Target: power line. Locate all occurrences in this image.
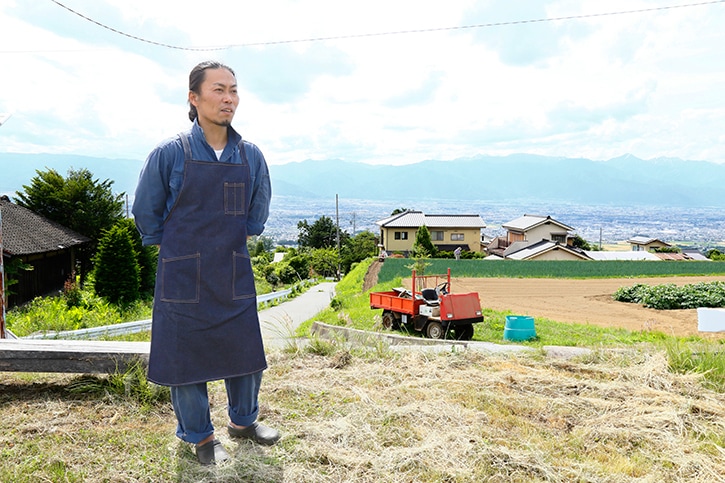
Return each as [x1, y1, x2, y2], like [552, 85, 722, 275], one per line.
[48, 0, 725, 52]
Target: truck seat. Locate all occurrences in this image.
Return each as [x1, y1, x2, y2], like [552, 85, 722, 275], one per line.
[420, 288, 440, 305]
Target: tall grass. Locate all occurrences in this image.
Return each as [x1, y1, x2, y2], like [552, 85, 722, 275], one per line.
[66, 362, 170, 407]
[6, 295, 151, 337]
[6, 279, 288, 337]
[666, 339, 725, 392]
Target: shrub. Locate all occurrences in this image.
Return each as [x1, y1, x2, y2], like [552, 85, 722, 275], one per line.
[114, 218, 157, 296]
[62, 272, 83, 309]
[614, 281, 725, 310]
[613, 283, 650, 303]
[93, 223, 140, 306]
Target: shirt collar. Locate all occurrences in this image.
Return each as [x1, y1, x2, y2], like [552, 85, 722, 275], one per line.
[191, 119, 242, 149]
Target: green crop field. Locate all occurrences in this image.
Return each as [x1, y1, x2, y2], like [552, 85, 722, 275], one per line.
[377, 257, 725, 283]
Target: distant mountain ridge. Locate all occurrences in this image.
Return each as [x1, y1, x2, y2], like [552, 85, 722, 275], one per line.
[1, 152, 723, 208]
[268, 154, 725, 207]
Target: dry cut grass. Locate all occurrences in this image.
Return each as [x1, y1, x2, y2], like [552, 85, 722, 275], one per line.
[2, 345, 725, 482]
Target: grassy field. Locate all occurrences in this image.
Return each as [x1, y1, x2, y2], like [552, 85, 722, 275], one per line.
[304, 258, 722, 348]
[2, 341, 725, 482]
[3, 258, 725, 481]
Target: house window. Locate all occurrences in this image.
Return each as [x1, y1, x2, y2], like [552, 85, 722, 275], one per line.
[508, 232, 525, 243]
[431, 231, 444, 241]
[451, 233, 464, 241]
[394, 231, 408, 240]
[551, 234, 566, 243]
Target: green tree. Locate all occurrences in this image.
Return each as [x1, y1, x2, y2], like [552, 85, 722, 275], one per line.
[412, 225, 436, 257]
[15, 167, 124, 244]
[117, 218, 157, 296]
[93, 223, 140, 305]
[272, 261, 298, 285]
[15, 167, 125, 281]
[297, 216, 349, 249]
[249, 235, 274, 257]
[571, 234, 593, 251]
[340, 230, 378, 273]
[391, 208, 409, 216]
[285, 250, 311, 281]
[309, 247, 339, 278]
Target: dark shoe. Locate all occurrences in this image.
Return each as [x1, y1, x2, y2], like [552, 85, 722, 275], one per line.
[227, 422, 280, 446]
[195, 439, 230, 465]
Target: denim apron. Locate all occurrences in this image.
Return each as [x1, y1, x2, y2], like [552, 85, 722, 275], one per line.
[147, 133, 267, 386]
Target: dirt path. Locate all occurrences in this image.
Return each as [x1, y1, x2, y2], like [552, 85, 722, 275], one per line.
[449, 276, 725, 338]
[363, 260, 383, 292]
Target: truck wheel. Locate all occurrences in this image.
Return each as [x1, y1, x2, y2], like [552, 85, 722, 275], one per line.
[454, 324, 474, 340]
[425, 321, 444, 339]
[381, 311, 400, 330]
[382, 311, 395, 330]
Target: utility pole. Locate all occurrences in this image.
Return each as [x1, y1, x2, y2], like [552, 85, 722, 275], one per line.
[335, 194, 341, 280]
[599, 227, 603, 250]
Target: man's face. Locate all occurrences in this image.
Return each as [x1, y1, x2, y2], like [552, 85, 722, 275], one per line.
[189, 68, 239, 127]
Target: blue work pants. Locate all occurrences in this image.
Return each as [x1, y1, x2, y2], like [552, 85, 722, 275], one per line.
[170, 370, 263, 444]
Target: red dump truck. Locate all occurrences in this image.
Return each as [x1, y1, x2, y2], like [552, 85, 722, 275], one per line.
[369, 268, 483, 340]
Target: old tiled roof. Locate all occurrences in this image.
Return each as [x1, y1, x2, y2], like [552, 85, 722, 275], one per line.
[376, 210, 486, 229]
[0, 198, 89, 256]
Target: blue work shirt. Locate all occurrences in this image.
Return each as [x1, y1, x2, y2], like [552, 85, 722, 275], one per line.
[132, 120, 271, 246]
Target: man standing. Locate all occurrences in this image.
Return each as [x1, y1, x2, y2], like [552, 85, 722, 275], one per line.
[133, 61, 278, 465]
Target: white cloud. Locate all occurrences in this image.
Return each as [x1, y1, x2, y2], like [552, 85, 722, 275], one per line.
[1, 0, 724, 164]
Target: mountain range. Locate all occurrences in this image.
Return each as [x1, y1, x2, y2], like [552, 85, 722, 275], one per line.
[1, 152, 724, 208]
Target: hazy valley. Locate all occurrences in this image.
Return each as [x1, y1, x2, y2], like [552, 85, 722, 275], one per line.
[1, 152, 724, 248]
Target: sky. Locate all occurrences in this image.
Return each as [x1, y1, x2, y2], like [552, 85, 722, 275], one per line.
[1, 0, 724, 166]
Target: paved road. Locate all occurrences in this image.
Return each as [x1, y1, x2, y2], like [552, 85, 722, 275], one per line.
[259, 281, 337, 349]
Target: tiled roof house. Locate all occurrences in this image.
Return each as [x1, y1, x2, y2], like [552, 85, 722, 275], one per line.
[486, 214, 576, 258]
[1, 196, 89, 307]
[376, 210, 486, 255]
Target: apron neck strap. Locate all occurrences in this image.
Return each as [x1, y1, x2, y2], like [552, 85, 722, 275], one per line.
[179, 132, 248, 165]
[179, 133, 193, 162]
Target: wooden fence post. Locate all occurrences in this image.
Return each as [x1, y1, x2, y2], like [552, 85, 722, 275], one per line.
[1, 207, 6, 338]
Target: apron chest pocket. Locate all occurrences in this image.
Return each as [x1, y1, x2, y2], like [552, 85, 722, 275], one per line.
[160, 253, 201, 303]
[224, 182, 246, 215]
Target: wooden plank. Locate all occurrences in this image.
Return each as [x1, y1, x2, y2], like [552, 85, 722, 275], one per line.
[0, 339, 149, 374]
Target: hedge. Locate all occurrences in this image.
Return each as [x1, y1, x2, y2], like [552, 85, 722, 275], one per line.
[377, 257, 725, 284]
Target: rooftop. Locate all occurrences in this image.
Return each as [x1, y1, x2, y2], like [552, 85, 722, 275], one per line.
[377, 210, 486, 229]
[502, 214, 573, 232]
[1, 197, 89, 256]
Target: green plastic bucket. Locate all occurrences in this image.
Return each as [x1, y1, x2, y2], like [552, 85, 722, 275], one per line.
[503, 315, 536, 341]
